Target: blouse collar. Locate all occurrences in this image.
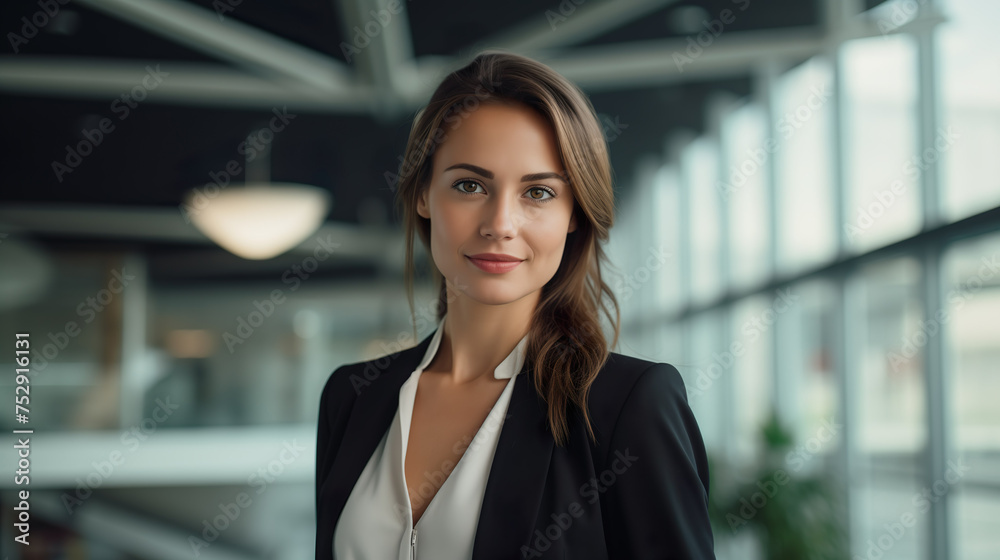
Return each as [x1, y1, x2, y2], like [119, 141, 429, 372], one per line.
[414, 314, 529, 380]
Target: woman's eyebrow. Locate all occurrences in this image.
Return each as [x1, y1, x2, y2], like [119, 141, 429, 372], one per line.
[443, 163, 568, 184]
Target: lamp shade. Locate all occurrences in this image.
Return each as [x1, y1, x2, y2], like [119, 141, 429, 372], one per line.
[184, 184, 331, 260]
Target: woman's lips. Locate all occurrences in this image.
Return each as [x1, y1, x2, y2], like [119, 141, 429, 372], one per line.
[466, 256, 523, 273]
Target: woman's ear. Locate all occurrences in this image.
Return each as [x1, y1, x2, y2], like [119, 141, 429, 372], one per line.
[568, 211, 578, 233]
[416, 187, 430, 219]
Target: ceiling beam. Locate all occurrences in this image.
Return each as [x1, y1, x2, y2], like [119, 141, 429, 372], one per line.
[538, 27, 823, 92]
[535, 13, 900, 93]
[469, 0, 682, 54]
[404, 0, 683, 105]
[0, 11, 906, 111]
[0, 57, 375, 112]
[337, 0, 423, 120]
[0, 204, 400, 267]
[75, 0, 352, 94]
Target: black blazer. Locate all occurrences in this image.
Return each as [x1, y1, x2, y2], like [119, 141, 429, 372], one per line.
[315, 327, 716, 559]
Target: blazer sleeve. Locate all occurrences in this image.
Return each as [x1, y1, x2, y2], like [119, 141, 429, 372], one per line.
[315, 365, 354, 521]
[315, 368, 335, 519]
[601, 363, 716, 559]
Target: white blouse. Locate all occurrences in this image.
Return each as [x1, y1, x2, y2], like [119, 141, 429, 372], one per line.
[333, 315, 529, 560]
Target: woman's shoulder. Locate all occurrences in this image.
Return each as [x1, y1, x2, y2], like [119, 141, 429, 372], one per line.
[584, 352, 690, 433]
[591, 351, 688, 403]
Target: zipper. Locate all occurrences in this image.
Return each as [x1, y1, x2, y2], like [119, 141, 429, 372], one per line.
[410, 528, 417, 558]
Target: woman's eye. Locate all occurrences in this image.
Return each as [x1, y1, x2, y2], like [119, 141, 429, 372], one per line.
[452, 180, 555, 202]
[528, 187, 554, 201]
[454, 180, 484, 194]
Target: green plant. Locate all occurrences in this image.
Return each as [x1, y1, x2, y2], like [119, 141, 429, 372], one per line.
[707, 410, 849, 560]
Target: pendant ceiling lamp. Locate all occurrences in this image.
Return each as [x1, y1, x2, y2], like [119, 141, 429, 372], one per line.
[184, 128, 331, 260]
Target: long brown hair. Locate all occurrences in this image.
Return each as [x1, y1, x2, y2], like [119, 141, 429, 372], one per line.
[393, 50, 620, 447]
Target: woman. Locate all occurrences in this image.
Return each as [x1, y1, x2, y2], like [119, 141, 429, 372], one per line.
[315, 50, 715, 559]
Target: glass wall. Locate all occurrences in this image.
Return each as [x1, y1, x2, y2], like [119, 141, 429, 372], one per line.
[851, 257, 928, 560]
[943, 231, 1000, 559]
[773, 56, 836, 274]
[721, 100, 771, 292]
[841, 35, 920, 253]
[684, 137, 724, 306]
[612, 1, 1000, 558]
[938, 0, 1000, 220]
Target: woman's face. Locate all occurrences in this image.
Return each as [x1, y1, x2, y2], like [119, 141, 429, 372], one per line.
[417, 101, 577, 306]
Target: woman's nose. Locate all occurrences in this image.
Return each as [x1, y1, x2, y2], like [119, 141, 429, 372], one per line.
[480, 192, 523, 239]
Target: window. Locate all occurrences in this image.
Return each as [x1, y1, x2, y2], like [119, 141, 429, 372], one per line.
[729, 294, 774, 460]
[851, 256, 928, 560]
[938, 0, 1000, 220]
[943, 231, 1000, 559]
[841, 35, 921, 252]
[778, 279, 839, 450]
[774, 56, 837, 274]
[654, 164, 685, 313]
[684, 137, 724, 305]
[721, 101, 771, 290]
[684, 310, 726, 451]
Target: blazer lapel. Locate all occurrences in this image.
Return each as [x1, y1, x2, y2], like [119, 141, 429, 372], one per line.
[324, 332, 433, 533]
[471, 361, 555, 559]
[324, 328, 556, 559]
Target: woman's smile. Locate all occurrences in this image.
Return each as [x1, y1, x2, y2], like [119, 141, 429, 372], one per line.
[465, 255, 524, 274]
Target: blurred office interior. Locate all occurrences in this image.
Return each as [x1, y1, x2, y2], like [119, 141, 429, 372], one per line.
[0, 0, 998, 558]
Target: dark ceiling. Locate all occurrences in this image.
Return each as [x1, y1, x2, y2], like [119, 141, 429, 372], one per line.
[0, 0, 883, 284]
